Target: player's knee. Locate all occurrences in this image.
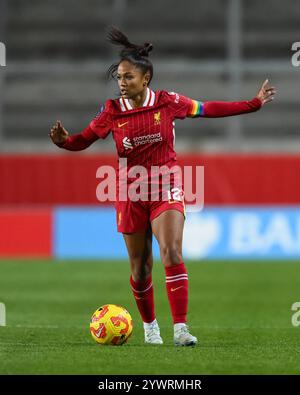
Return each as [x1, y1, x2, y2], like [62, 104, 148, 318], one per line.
[131, 270, 151, 283]
[160, 244, 182, 267]
[131, 257, 152, 282]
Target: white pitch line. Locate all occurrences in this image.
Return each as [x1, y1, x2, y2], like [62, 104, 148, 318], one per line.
[4, 324, 291, 330]
[12, 324, 87, 329]
[15, 324, 59, 329]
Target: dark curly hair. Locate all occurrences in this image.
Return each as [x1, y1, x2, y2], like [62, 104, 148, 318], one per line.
[106, 26, 154, 85]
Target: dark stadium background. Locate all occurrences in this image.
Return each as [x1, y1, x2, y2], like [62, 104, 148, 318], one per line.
[0, 0, 299, 376]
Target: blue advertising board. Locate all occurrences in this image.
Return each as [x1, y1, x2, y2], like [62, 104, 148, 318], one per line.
[54, 206, 300, 260]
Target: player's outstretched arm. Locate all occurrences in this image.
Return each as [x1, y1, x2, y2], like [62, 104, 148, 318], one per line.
[49, 120, 98, 151]
[198, 79, 277, 118]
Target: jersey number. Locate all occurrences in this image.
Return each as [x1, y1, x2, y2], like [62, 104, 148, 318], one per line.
[167, 187, 183, 202]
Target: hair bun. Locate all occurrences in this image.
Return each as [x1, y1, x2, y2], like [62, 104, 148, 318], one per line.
[138, 42, 153, 57]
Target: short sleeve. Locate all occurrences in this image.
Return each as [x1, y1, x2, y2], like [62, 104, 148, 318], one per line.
[167, 91, 204, 119]
[89, 102, 112, 139]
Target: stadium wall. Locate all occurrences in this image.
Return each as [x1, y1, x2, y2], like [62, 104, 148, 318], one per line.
[1, 153, 300, 204]
[1, 154, 300, 260]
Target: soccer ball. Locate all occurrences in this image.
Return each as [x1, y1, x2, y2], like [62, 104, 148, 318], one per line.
[90, 304, 133, 345]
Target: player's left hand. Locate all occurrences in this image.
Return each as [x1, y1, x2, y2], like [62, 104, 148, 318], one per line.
[256, 79, 276, 105]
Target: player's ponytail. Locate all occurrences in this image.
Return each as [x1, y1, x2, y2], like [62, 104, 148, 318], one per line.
[106, 26, 154, 85]
[107, 27, 136, 51]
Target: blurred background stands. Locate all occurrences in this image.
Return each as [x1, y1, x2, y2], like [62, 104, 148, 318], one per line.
[0, 0, 299, 153]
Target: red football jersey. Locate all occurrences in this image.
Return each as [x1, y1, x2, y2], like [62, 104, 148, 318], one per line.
[89, 88, 194, 170]
[58, 88, 261, 201]
[88, 88, 195, 201]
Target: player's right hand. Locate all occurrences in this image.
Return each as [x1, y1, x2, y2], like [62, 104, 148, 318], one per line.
[49, 120, 69, 144]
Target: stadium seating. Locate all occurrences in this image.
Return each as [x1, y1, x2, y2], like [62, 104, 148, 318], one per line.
[2, 0, 299, 149]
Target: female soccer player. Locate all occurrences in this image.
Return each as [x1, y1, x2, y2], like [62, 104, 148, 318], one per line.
[50, 27, 276, 346]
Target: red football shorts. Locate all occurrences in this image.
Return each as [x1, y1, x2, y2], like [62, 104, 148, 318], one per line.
[115, 199, 185, 233]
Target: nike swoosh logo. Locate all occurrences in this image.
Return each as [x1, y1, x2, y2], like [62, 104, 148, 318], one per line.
[118, 122, 129, 128]
[171, 286, 184, 292]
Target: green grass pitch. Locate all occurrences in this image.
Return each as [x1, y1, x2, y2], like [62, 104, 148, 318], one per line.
[0, 260, 299, 375]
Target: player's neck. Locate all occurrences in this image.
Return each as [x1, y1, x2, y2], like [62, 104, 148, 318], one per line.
[129, 87, 148, 109]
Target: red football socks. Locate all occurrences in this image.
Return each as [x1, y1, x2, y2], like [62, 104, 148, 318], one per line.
[130, 275, 156, 324]
[165, 262, 188, 324]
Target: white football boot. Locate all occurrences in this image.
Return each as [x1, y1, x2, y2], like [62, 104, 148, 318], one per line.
[174, 323, 198, 346]
[144, 319, 163, 345]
